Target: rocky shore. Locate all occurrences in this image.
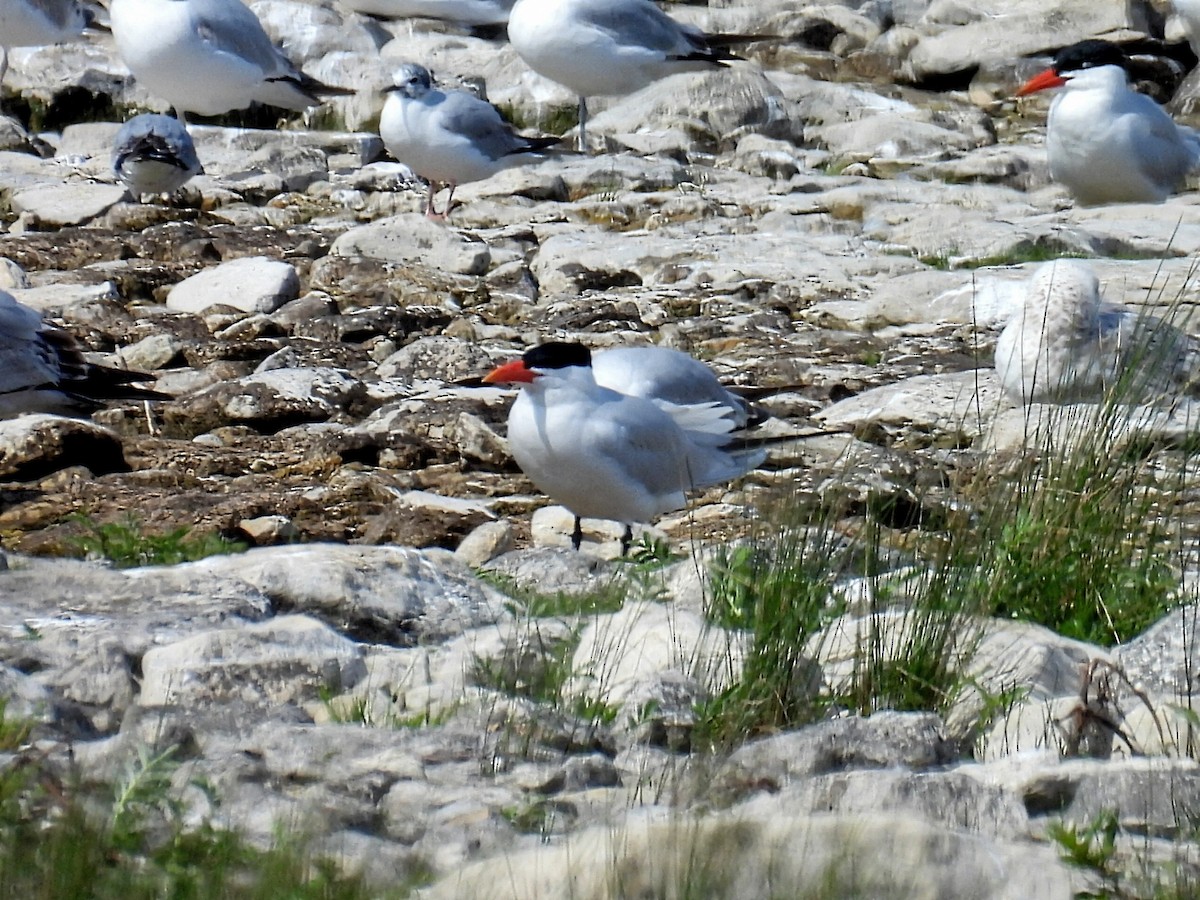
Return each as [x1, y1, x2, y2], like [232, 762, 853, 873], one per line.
[4, 0, 1200, 896]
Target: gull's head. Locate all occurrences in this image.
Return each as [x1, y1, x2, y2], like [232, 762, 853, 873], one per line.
[483, 342, 593, 387]
[385, 63, 434, 100]
[1016, 39, 1129, 96]
[1026, 259, 1101, 316]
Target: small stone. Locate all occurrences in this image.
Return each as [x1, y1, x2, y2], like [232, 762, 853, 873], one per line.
[455, 520, 514, 567]
[238, 515, 299, 544]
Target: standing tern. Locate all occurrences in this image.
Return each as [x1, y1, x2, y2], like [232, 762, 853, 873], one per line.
[994, 259, 1200, 405]
[1016, 39, 1200, 205]
[0, 290, 169, 418]
[483, 341, 765, 552]
[110, 0, 354, 120]
[112, 113, 204, 202]
[507, 0, 765, 151]
[379, 62, 557, 218]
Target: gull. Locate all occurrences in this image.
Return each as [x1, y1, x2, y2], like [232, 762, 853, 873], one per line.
[994, 259, 1200, 405]
[379, 62, 557, 218]
[109, 0, 353, 121]
[337, 0, 514, 28]
[483, 341, 765, 552]
[1016, 39, 1200, 205]
[591, 345, 761, 429]
[112, 113, 204, 202]
[0, 290, 169, 418]
[0, 0, 98, 93]
[1173, 0, 1200, 58]
[507, 0, 764, 151]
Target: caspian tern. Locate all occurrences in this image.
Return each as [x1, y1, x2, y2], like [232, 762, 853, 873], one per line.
[591, 345, 761, 429]
[994, 259, 1200, 405]
[379, 62, 557, 218]
[1016, 39, 1200, 205]
[0, 290, 169, 418]
[112, 113, 204, 202]
[109, 0, 353, 120]
[483, 342, 765, 552]
[507, 0, 764, 151]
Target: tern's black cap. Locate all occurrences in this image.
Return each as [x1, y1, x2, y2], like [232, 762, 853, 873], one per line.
[1053, 39, 1128, 74]
[523, 342, 592, 370]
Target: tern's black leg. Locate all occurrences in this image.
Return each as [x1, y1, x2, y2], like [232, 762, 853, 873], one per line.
[572, 515, 583, 551]
[577, 97, 588, 152]
[620, 524, 632, 557]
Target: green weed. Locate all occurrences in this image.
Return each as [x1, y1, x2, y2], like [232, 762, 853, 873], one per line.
[67, 515, 247, 568]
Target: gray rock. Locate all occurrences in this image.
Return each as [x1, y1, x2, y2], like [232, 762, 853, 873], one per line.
[455, 520, 515, 567]
[167, 366, 366, 432]
[179, 543, 511, 643]
[719, 712, 956, 791]
[423, 808, 1073, 899]
[166, 257, 301, 315]
[140, 614, 368, 707]
[331, 214, 492, 276]
[0, 414, 128, 480]
[816, 371, 1007, 448]
[10, 182, 127, 228]
[376, 335, 495, 382]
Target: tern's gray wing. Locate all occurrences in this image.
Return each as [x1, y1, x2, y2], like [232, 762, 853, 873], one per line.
[1116, 98, 1200, 191]
[188, 0, 294, 76]
[583, 395, 692, 498]
[437, 91, 530, 159]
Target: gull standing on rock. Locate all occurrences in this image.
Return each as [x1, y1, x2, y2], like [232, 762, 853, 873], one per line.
[379, 62, 558, 218]
[507, 0, 764, 151]
[113, 113, 204, 202]
[994, 259, 1200, 405]
[484, 342, 765, 553]
[1016, 39, 1200, 205]
[109, 0, 353, 121]
[0, 290, 168, 418]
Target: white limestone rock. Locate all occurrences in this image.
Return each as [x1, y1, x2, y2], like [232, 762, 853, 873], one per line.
[139, 614, 368, 707]
[167, 256, 301, 315]
[331, 214, 492, 276]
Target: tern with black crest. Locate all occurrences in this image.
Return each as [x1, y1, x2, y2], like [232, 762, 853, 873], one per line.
[484, 342, 764, 552]
[1016, 39, 1200, 204]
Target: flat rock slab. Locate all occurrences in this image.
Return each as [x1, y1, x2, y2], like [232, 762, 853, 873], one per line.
[166, 256, 300, 314]
[424, 808, 1073, 900]
[176, 543, 513, 643]
[817, 370, 1008, 447]
[11, 182, 126, 227]
[331, 214, 492, 276]
[139, 614, 367, 707]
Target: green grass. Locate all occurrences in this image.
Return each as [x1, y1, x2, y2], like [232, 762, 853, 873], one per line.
[66, 514, 247, 568]
[961, 402, 1180, 646]
[694, 519, 850, 748]
[0, 709, 421, 899]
